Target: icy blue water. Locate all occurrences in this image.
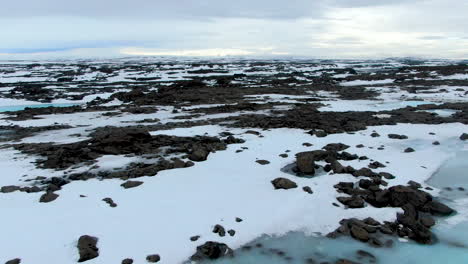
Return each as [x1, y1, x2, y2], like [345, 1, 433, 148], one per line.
[0, 103, 78, 112]
[209, 151, 468, 264]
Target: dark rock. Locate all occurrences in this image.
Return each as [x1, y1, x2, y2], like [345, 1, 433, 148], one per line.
[122, 259, 133, 264]
[190, 242, 233, 261]
[388, 134, 408, 139]
[146, 254, 160, 263]
[368, 161, 386, 169]
[421, 216, 436, 227]
[295, 152, 316, 175]
[279, 154, 288, 158]
[190, 236, 200, 242]
[363, 217, 381, 226]
[189, 147, 209, 162]
[256, 160, 270, 165]
[379, 172, 395, 179]
[353, 168, 376, 177]
[271, 178, 297, 190]
[356, 144, 365, 148]
[388, 185, 431, 208]
[228, 229, 236, 236]
[404, 147, 415, 153]
[0, 185, 20, 193]
[303, 186, 313, 194]
[213, 224, 226, 237]
[121, 180, 143, 189]
[39, 192, 59, 203]
[432, 141, 440, 145]
[77, 235, 99, 262]
[337, 196, 365, 208]
[350, 225, 369, 242]
[424, 201, 454, 216]
[5, 259, 21, 264]
[408, 180, 422, 189]
[460, 133, 468, 141]
[102, 197, 117, 207]
[235, 217, 243, 222]
[370, 132, 380, 137]
[322, 143, 350, 152]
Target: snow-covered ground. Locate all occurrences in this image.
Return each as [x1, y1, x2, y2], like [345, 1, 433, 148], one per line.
[0, 58, 467, 264]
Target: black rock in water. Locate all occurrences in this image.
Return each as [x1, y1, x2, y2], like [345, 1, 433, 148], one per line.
[190, 241, 233, 261]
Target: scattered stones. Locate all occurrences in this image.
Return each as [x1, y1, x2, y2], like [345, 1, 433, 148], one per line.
[271, 178, 298, 190]
[146, 254, 160, 263]
[190, 242, 233, 261]
[121, 181, 143, 189]
[213, 224, 226, 237]
[77, 235, 99, 262]
[256, 160, 270, 165]
[39, 192, 59, 203]
[102, 198, 117, 207]
[303, 186, 313, 194]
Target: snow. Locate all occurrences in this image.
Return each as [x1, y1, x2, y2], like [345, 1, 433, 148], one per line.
[1, 122, 467, 263]
[340, 79, 395, 86]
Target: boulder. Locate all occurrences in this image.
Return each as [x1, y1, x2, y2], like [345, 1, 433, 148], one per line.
[460, 133, 468, 141]
[121, 181, 143, 189]
[189, 147, 209, 162]
[39, 192, 59, 203]
[271, 178, 298, 190]
[337, 196, 365, 208]
[190, 242, 233, 261]
[77, 235, 99, 262]
[295, 152, 316, 175]
[350, 225, 369, 242]
[146, 255, 160, 263]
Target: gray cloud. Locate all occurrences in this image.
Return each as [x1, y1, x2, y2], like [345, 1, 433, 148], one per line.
[0, 0, 327, 19]
[0, 0, 466, 58]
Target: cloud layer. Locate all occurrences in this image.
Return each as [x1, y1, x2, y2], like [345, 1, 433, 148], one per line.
[0, 0, 467, 58]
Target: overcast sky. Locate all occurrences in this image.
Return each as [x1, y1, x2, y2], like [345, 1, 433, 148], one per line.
[1, 0, 467, 59]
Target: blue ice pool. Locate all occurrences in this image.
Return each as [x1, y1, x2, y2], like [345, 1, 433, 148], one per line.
[0, 103, 79, 112]
[206, 151, 468, 264]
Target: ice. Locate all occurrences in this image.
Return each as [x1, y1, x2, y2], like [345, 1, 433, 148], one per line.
[0, 103, 79, 113]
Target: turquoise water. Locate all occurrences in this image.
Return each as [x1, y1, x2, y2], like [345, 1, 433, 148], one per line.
[208, 151, 468, 264]
[0, 103, 78, 112]
[209, 231, 468, 264]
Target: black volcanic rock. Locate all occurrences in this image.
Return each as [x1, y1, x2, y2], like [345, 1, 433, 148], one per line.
[190, 242, 233, 261]
[77, 235, 99, 262]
